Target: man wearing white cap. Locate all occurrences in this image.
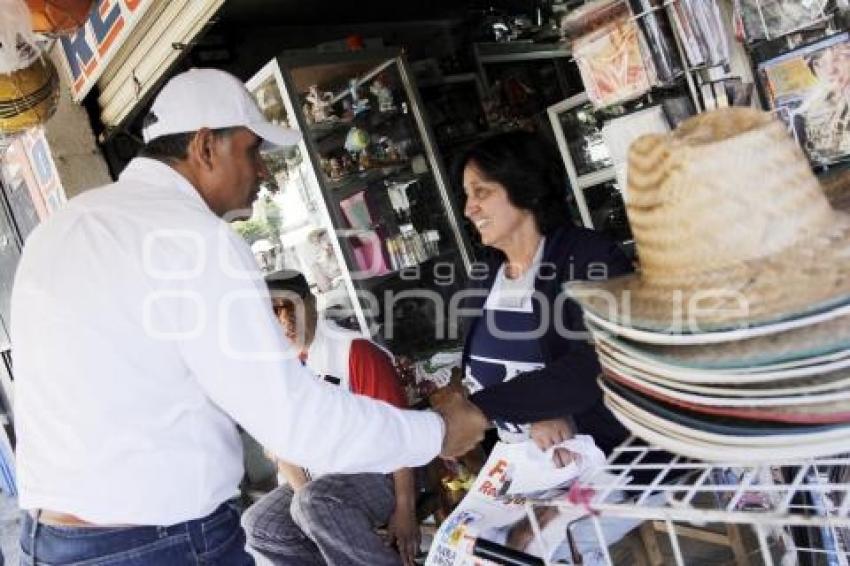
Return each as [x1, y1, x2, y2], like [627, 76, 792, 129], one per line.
[10, 68, 487, 565]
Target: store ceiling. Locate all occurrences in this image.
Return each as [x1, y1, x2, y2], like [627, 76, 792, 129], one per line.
[216, 0, 470, 27]
[215, 0, 541, 27]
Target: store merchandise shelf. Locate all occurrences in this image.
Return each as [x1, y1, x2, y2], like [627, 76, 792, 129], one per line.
[356, 249, 458, 290]
[325, 162, 410, 193]
[309, 108, 407, 146]
[308, 118, 353, 143]
[518, 436, 850, 565]
[325, 164, 433, 201]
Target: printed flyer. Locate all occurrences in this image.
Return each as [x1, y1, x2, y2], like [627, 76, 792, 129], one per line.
[425, 436, 605, 566]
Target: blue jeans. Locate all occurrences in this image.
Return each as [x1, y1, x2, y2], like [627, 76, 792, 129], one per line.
[19, 501, 254, 565]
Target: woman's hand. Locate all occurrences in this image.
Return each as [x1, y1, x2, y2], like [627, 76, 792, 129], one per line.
[276, 461, 309, 491]
[505, 506, 561, 551]
[529, 418, 574, 451]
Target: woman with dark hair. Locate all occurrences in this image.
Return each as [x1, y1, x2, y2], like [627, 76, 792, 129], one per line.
[456, 131, 633, 459]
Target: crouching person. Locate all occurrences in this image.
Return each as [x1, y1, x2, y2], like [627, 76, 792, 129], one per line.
[243, 270, 419, 566]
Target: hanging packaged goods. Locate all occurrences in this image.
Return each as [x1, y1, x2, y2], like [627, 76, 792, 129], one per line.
[666, 0, 730, 68]
[0, 0, 40, 75]
[571, 14, 652, 109]
[565, 0, 685, 109]
[736, 0, 835, 43]
[559, 0, 630, 38]
[627, 0, 683, 84]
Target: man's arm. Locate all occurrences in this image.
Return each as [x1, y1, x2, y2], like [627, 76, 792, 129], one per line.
[169, 227, 464, 473]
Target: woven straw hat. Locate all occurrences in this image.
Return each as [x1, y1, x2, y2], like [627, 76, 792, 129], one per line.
[0, 54, 59, 134]
[568, 107, 850, 332]
[823, 167, 850, 212]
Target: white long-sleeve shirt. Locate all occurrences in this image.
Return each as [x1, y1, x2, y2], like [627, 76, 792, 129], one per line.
[11, 158, 443, 525]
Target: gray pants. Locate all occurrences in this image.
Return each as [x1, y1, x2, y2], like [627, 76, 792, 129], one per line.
[242, 473, 401, 566]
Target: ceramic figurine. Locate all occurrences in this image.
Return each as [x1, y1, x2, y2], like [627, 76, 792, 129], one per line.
[344, 126, 370, 155]
[374, 136, 399, 162]
[358, 150, 371, 171]
[319, 156, 331, 177]
[386, 141, 400, 162]
[328, 158, 343, 180]
[305, 84, 334, 123]
[302, 102, 315, 125]
[370, 77, 395, 112]
[349, 78, 370, 115]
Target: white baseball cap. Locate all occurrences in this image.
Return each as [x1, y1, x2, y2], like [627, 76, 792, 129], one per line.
[142, 68, 301, 147]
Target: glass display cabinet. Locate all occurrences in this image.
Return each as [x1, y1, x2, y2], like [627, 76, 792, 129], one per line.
[474, 42, 584, 134]
[245, 49, 472, 358]
[417, 72, 490, 260]
[417, 73, 489, 154]
[0, 182, 23, 351]
[547, 92, 634, 254]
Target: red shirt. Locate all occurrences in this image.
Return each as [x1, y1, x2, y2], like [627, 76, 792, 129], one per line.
[348, 339, 407, 409]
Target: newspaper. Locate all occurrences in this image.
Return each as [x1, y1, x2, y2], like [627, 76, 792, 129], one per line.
[425, 436, 605, 565]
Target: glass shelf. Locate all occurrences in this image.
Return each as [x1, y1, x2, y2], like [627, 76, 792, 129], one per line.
[245, 63, 358, 320]
[246, 50, 472, 357]
[549, 92, 634, 257]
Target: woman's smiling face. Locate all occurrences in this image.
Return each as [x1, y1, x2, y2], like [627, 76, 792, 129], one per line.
[462, 160, 534, 251]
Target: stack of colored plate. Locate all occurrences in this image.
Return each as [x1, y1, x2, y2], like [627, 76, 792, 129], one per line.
[583, 304, 850, 462]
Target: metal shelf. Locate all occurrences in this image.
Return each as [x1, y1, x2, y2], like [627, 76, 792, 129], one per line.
[516, 436, 850, 566]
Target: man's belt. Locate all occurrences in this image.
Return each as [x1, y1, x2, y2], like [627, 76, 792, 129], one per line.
[32, 510, 129, 528]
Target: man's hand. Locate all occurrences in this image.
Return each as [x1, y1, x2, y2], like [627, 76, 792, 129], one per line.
[432, 390, 488, 459]
[530, 418, 574, 451]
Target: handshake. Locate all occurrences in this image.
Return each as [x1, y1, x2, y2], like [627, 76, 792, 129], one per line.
[430, 386, 489, 458]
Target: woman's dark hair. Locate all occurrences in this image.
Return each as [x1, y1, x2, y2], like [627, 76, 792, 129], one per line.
[454, 131, 572, 235]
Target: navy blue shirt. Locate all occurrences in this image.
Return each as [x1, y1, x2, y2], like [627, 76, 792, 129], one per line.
[461, 224, 634, 455]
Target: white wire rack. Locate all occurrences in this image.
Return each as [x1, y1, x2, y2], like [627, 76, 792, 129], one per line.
[514, 437, 850, 566]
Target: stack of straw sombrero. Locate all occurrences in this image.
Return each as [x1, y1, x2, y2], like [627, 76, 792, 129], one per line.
[566, 108, 850, 462]
[0, 53, 58, 135]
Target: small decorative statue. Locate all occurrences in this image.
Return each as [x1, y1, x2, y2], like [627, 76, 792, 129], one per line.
[319, 157, 331, 177]
[328, 157, 343, 180]
[305, 84, 334, 123]
[373, 136, 402, 162]
[358, 149, 372, 171]
[370, 77, 395, 112]
[385, 139, 401, 162]
[349, 78, 370, 116]
[344, 126, 370, 156]
[302, 102, 315, 125]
